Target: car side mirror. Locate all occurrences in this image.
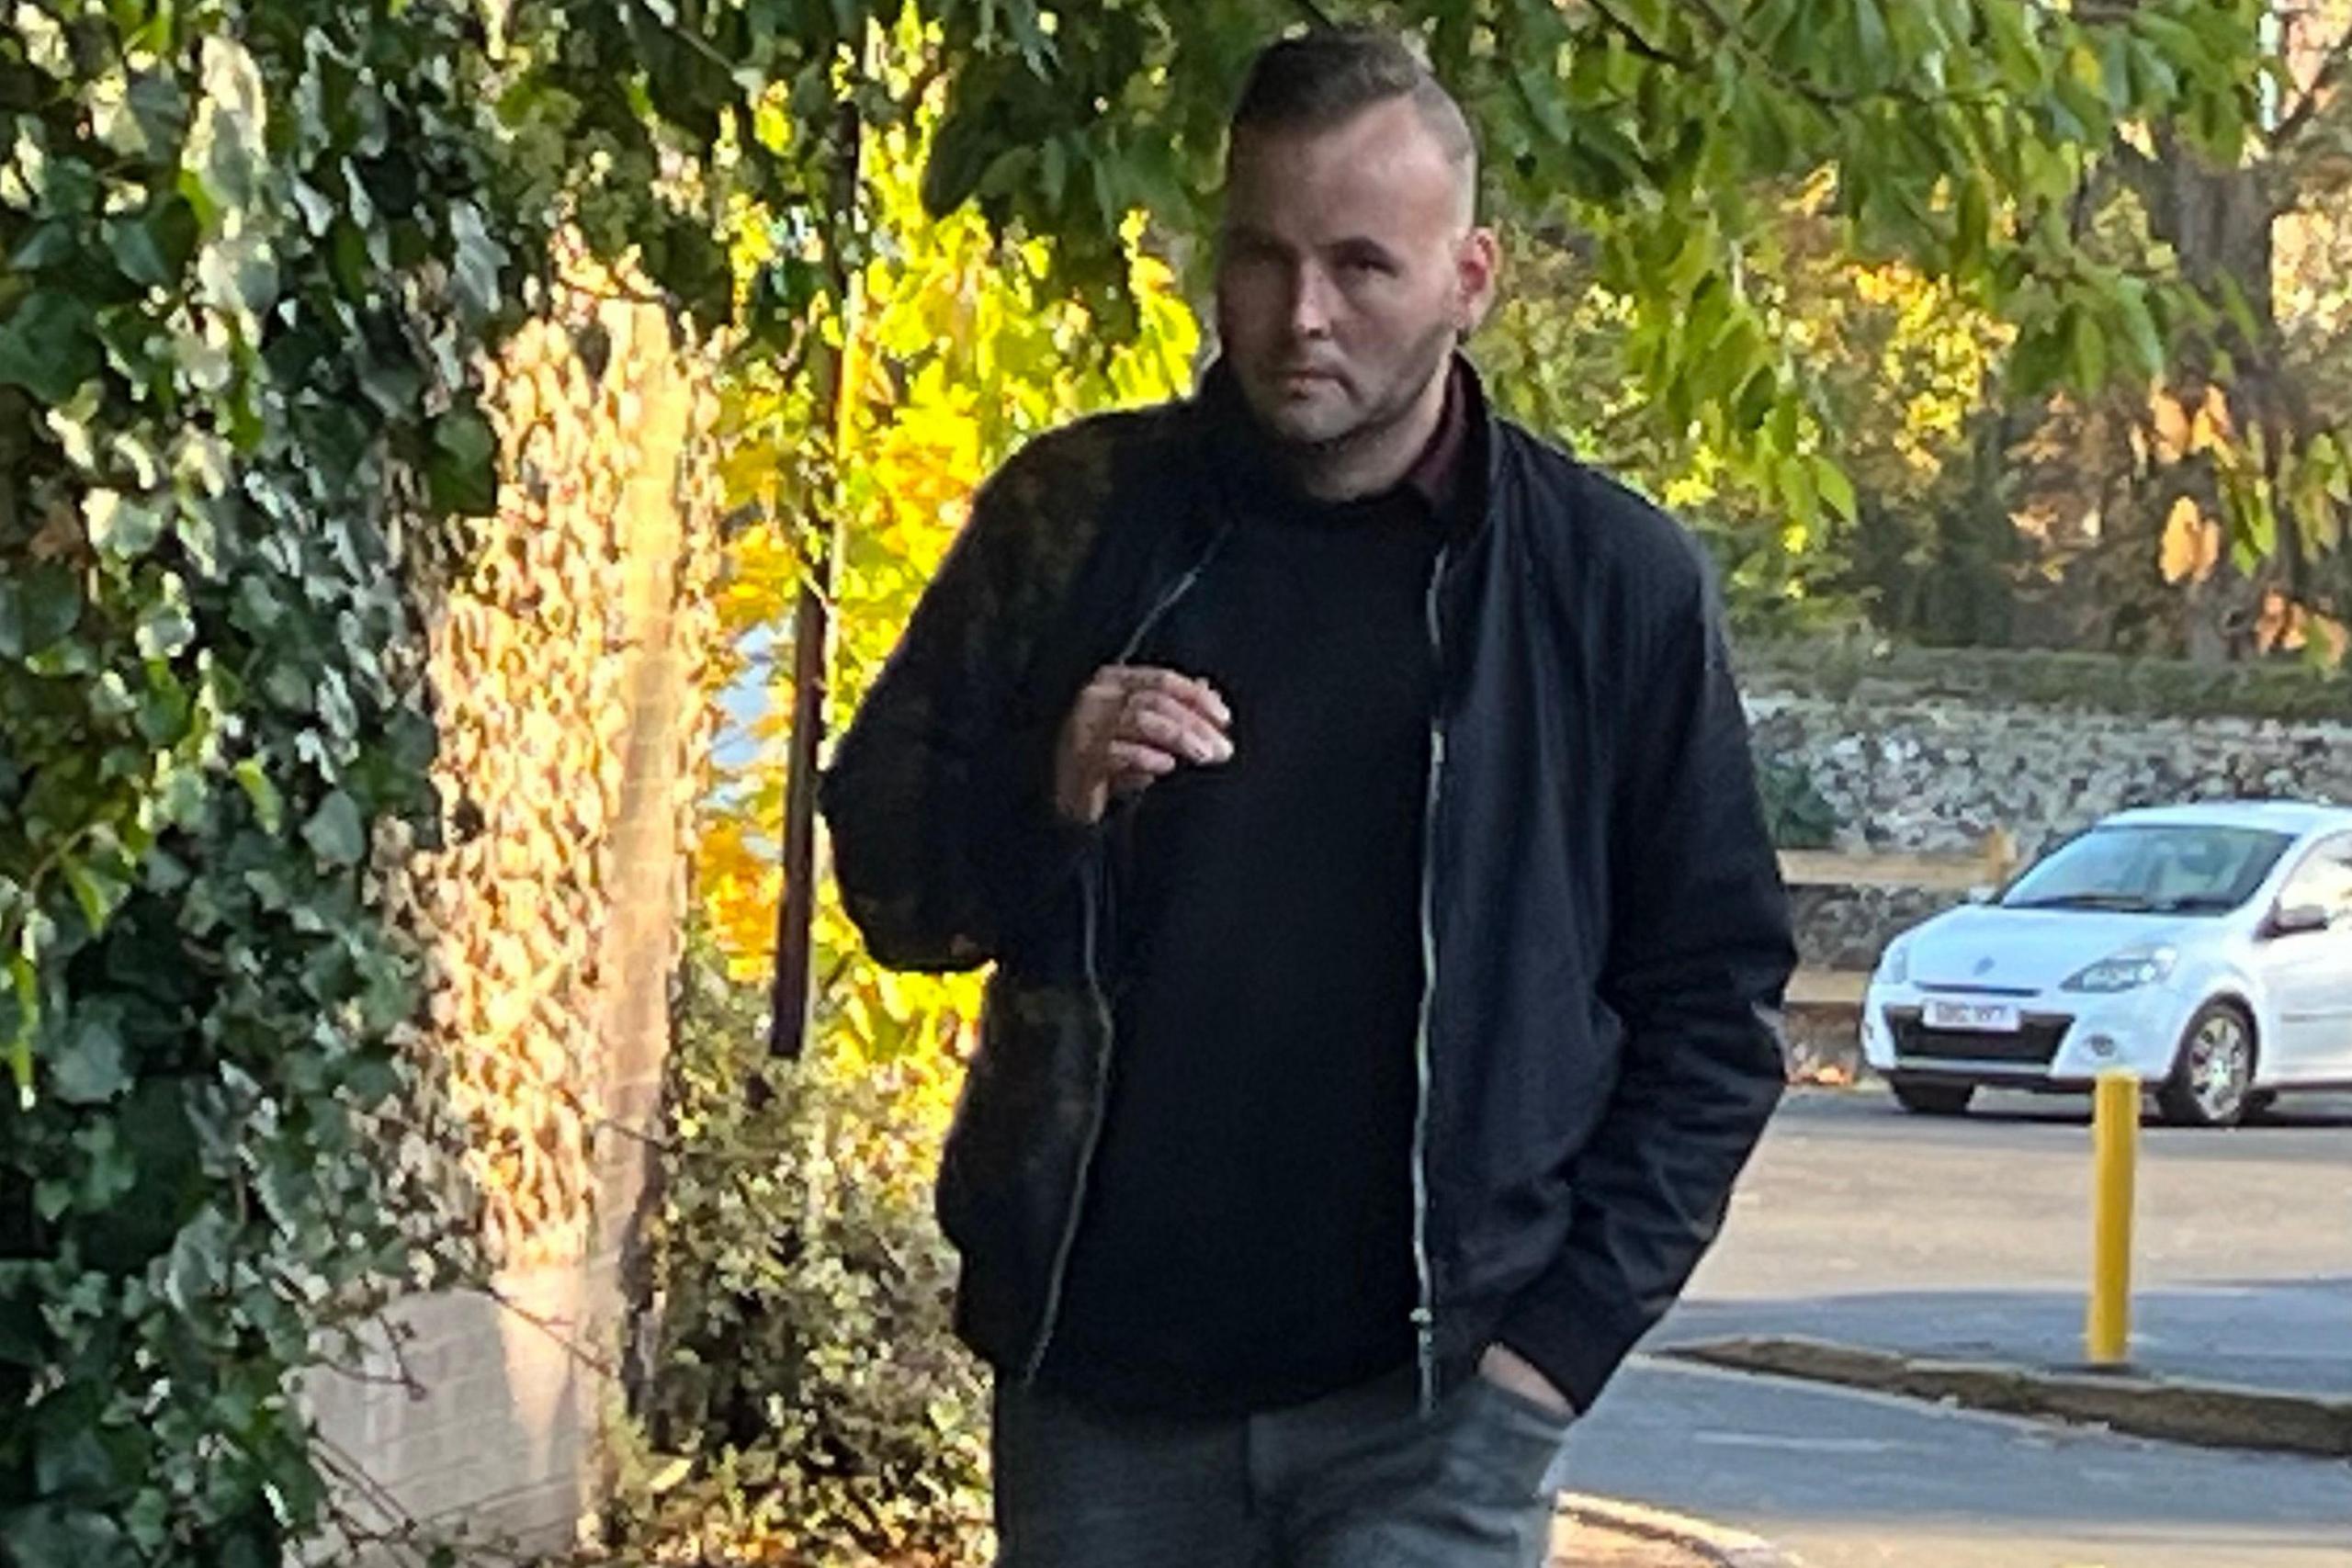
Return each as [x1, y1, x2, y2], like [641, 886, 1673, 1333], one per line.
[2266, 903, 2332, 939]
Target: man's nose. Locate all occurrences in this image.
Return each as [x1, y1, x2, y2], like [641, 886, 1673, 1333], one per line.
[1287, 264, 1333, 339]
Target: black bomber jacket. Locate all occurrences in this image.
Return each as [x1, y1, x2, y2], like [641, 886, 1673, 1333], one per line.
[818, 359, 1796, 1414]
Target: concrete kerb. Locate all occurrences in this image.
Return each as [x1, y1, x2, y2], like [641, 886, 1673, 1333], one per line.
[1666, 1335, 2352, 1460]
[1555, 1494, 1804, 1567]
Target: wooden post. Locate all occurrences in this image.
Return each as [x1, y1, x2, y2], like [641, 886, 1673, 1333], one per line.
[767, 90, 865, 1061]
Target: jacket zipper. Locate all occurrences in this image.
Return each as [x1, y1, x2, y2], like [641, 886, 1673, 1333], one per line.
[1411, 544, 1450, 1413]
[1019, 526, 1234, 1384]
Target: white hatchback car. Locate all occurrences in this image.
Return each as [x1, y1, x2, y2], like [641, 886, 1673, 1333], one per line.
[1861, 800, 2352, 1126]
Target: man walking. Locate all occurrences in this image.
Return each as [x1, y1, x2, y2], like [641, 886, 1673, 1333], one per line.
[820, 27, 1795, 1567]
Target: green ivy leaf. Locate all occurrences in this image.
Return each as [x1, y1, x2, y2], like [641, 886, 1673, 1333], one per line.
[357, 355, 427, 419]
[105, 199, 199, 289]
[133, 599, 196, 661]
[425, 407, 498, 516]
[74, 1118, 141, 1213]
[447, 200, 506, 321]
[234, 760, 285, 834]
[162, 1206, 232, 1319]
[341, 1053, 402, 1108]
[383, 707, 437, 774]
[197, 227, 281, 320]
[0, 291, 102, 403]
[119, 71, 191, 157]
[0, 1505, 133, 1568]
[62, 858, 131, 936]
[35, 1425, 117, 1497]
[10, 221, 80, 270]
[300, 791, 367, 867]
[85, 490, 169, 559]
[187, 36, 267, 214]
[0, 565, 85, 659]
[50, 1006, 130, 1105]
[216, 1526, 276, 1568]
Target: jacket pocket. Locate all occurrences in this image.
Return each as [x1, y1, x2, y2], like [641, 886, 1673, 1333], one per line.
[933, 972, 1107, 1286]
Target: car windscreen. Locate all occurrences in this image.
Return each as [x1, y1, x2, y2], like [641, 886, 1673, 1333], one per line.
[2000, 824, 2295, 915]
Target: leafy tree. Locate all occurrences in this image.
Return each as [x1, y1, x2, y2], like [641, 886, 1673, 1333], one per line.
[0, 0, 2306, 1556]
[903, 0, 2265, 516]
[595, 0, 2276, 1027]
[1482, 209, 2016, 635]
[1811, 1, 2352, 662]
[640, 35, 1197, 1561]
[693, 9, 1200, 1046]
[2042, 0, 2352, 661]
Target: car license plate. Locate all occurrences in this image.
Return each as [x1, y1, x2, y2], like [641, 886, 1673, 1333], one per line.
[1925, 998, 2023, 1033]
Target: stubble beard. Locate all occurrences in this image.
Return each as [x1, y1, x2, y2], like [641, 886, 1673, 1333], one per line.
[1259, 316, 1461, 472]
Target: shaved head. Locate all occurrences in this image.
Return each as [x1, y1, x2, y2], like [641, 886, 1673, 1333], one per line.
[1228, 27, 1479, 223]
[1215, 28, 1501, 500]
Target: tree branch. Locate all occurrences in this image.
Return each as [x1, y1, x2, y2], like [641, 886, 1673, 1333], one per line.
[1665, 0, 2007, 111]
[485, 1283, 621, 1380]
[2274, 34, 2349, 152]
[1584, 0, 1703, 71]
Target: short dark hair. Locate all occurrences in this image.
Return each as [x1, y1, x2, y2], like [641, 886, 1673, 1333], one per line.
[1230, 26, 1478, 175]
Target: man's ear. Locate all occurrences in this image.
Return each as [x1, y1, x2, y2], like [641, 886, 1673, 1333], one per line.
[1456, 227, 1501, 333]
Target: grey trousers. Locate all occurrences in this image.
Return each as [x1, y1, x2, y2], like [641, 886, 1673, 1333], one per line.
[991, 1367, 1576, 1567]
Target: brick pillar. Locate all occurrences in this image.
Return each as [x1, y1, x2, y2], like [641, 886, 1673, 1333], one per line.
[305, 274, 712, 1562]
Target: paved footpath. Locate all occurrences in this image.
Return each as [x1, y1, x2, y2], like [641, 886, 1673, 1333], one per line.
[1566, 1358, 2352, 1568]
[1664, 1086, 2352, 1397]
[1553, 1088, 2352, 1568]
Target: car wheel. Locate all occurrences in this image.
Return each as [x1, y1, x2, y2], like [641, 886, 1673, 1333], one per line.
[2156, 1001, 2256, 1128]
[1888, 1077, 1975, 1116]
[2244, 1089, 2280, 1122]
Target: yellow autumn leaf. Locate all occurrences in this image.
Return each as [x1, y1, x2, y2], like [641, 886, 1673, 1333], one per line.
[2148, 387, 2192, 461]
[2158, 495, 2221, 584]
[2187, 383, 2235, 456]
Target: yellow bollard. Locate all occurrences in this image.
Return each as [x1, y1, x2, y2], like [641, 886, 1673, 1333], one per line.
[2086, 1068, 2140, 1366]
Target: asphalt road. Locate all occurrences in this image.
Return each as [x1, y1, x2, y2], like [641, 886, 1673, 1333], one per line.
[1560, 1088, 2352, 1568]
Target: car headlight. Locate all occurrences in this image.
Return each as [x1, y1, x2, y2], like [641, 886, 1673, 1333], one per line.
[2064, 944, 2177, 993]
[1878, 942, 1911, 987]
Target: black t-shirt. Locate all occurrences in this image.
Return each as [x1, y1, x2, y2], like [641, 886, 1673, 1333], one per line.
[1038, 383, 1464, 1415]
